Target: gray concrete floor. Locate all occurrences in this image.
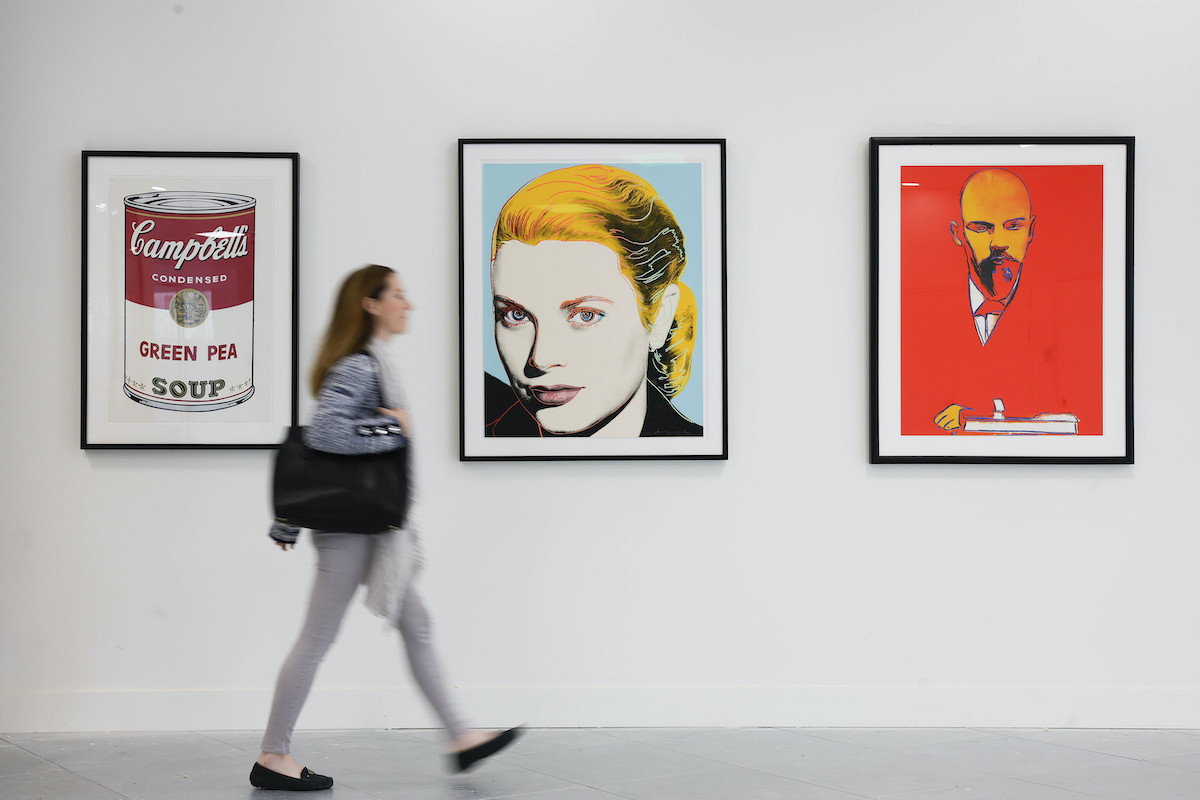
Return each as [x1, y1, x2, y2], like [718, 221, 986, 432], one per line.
[4, 727, 1200, 799]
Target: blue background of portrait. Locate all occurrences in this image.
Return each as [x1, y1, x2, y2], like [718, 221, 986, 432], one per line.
[481, 161, 705, 425]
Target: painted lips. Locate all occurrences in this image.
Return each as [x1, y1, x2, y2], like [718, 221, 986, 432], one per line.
[529, 385, 582, 406]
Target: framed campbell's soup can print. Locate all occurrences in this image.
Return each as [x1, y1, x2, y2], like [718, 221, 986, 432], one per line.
[83, 151, 298, 448]
[459, 139, 728, 460]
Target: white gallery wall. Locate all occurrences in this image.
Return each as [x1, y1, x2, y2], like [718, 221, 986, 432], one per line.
[2, 0, 1198, 732]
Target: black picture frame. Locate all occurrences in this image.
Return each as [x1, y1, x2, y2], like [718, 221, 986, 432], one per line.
[459, 139, 728, 461]
[869, 136, 1134, 464]
[82, 150, 299, 448]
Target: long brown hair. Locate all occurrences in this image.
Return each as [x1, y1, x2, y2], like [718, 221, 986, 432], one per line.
[309, 264, 394, 395]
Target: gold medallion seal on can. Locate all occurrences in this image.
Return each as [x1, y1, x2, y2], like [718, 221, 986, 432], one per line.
[169, 288, 210, 328]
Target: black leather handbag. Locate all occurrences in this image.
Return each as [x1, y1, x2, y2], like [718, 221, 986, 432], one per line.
[272, 426, 410, 533]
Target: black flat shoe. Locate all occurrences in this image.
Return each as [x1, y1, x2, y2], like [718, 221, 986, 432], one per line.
[249, 762, 334, 791]
[451, 726, 523, 773]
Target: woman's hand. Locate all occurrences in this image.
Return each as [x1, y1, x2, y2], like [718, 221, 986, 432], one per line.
[275, 541, 294, 551]
[377, 407, 410, 433]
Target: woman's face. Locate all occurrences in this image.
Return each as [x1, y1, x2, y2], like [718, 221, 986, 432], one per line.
[368, 273, 412, 338]
[491, 240, 649, 434]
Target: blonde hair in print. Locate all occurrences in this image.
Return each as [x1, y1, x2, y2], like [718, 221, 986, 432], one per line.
[491, 164, 697, 398]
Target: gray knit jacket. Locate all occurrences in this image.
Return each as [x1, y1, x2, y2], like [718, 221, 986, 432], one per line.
[270, 353, 406, 543]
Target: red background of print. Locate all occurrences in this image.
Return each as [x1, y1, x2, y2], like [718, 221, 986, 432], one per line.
[125, 208, 255, 309]
[898, 164, 1105, 435]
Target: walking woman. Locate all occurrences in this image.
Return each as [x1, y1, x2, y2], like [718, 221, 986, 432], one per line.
[252, 265, 519, 791]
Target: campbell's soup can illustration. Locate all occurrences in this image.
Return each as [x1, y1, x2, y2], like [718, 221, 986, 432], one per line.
[123, 191, 256, 411]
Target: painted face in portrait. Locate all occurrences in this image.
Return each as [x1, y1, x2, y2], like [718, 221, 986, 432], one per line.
[491, 240, 661, 435]
[486, 163, 699, 439]
[950, 169, 1036, 303]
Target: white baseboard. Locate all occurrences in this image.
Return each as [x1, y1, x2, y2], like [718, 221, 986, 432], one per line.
[4, 685, 1199, 733]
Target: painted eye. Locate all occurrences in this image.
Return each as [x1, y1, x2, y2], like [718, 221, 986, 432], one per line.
[497, 307, 529, 327]
[966, 222, 991, 233]
[567, 308, 604, 328]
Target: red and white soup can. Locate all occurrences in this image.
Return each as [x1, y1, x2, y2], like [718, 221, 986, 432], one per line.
[123, 191, 256, 411]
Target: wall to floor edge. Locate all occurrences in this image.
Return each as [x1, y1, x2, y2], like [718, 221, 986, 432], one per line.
[6, 686, 1200, 733]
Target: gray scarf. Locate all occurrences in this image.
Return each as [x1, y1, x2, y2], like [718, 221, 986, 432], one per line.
[363, 338, 423, 625]
[366, 337, 407, 411]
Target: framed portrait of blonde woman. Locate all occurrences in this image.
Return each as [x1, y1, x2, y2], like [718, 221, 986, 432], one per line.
[459, 139, 727, 460]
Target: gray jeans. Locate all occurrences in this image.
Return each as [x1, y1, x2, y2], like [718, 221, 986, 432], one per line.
[261, 532, 469, 754]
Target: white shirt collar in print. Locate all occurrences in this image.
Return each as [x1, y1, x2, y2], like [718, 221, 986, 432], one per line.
[967, 276, 1020, 347]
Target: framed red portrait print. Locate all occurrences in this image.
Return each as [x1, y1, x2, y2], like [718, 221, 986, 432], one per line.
[870, 137, 1133, 464]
